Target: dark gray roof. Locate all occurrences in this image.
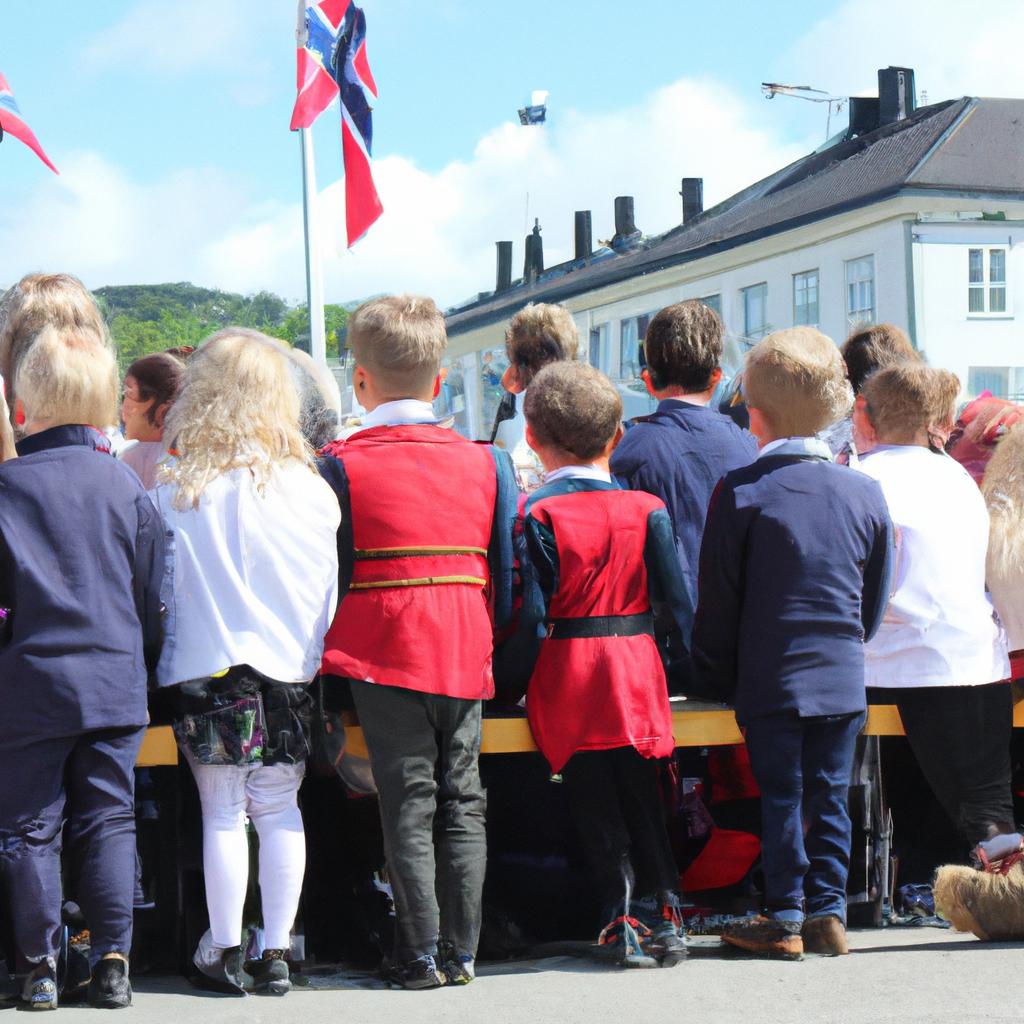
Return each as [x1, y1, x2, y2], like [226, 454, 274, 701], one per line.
[447, 96, 1024, 335]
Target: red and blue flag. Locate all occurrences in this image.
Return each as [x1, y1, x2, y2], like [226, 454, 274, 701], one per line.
[291, 0, 382, 247]
[0, 72, 58, 174]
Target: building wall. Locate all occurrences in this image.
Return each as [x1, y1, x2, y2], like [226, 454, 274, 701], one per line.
[912, 220, 1024, 400]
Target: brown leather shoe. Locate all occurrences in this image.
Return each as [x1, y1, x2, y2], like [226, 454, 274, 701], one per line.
[802, 914, 849, 956]
[721, 916, 803, 960]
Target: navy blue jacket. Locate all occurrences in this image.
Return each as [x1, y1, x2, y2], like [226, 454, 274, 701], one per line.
[0, 426, 165, 736]
[691, 453, 894, 725]
[610, 400, 758, 638]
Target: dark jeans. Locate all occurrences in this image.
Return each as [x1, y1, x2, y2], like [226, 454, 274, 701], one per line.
[350, 680, 486, 962]
[0, 727, 144, 968]
[869, 682, 1015, 846]
[744, 711, 865, 922]
[560, 746, 679, 920]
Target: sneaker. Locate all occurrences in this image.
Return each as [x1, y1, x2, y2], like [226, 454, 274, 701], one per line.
[721, 916, 804, 960]
[21, 964, 58, 1012]
[86, 957, 132, 1009]
[382, 954, 446, 990]
[598, 916, 659, 969]
[646, 901, 689, 968]
[244, 949, 291, 996]
[802, 914, 848, 956]
[189, 933, 248, 996]
[438, 942, 475, 985]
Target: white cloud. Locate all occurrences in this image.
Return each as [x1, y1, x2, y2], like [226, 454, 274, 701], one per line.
[784, 0, 1024, 104]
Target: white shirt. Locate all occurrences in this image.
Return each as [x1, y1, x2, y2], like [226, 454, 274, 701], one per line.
[493, 391, 545, 493]
[544, 464, 612, 484]
[119, 439, 167, 492]
[856, 445, 1008, 688]
[758, 436, 833, 461]
[358, 398, 438, 430]
[154, 460, 341, 687]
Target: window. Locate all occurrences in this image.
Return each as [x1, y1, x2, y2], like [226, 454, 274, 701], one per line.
[619, 314, 652, 382]
[793, 269, 819, 327]
[589, 323, 610, 373]
[700, 294, 722, 317]
[968, 247, 1008, 315]
[742, 283, 768, 340]
[966, 366, 1024, 402]
[845, 256, 875, 330]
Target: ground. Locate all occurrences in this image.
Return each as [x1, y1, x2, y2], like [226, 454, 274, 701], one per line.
[63, 928, 1024, 1024]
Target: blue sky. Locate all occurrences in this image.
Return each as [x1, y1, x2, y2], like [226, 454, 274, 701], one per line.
[2, 0, 1019, 306]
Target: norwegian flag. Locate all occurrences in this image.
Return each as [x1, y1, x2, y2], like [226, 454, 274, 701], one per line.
[291, 0, 382, 247]
[0, 72, 58, 174]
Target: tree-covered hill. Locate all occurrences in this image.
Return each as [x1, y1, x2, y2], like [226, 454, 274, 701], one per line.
[91, 282, 349, 365]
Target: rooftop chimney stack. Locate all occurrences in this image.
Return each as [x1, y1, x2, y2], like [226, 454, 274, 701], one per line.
[680, 177, 704, 223]
[495, 241, 513, 293]
[848, 96, 881, 138]
[611, 196, 641, 249]
[523, 219, 544, 284]
[878, 66, 916, 127]
[574, 210, 592, 261]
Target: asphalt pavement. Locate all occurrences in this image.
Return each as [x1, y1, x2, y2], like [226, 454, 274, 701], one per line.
[48, 927, 1024, 1024]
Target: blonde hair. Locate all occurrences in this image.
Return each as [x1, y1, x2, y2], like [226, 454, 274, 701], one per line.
[349, 294, 447, 397]
[15, 323, 118, 429]
[860, 363, 959, 443]
[505, 303, 580, 386]
[983, 422, 1024, 579]
[162, 328, 314, 510]
[0, 274, 110, 407]
[744, 327, 852, 436]
[524, 361, 622, 461]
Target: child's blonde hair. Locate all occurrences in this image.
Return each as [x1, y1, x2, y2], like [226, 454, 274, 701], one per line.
[162, 328, 314, 509]
[349, 294, 447, 397]
[743, 327, 852, 437]
[15, 323, 118, 429]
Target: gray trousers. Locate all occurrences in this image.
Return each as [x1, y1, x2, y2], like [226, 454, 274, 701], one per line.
[350, 681, 486, 962]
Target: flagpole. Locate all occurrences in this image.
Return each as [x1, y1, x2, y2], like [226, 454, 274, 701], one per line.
[297, 1, 327, 365]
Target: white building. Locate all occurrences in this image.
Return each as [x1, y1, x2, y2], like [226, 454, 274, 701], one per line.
[440, 69, 1024, 440]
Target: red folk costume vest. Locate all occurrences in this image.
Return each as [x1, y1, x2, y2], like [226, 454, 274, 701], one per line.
[321, 425, 498, 699]
[526, 488, 675, 773]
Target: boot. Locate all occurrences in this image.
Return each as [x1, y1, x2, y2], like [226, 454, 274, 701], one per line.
[87, 956, 132, 1009]
[722, 915, 803, 960]
[244, 949, 291, 996]
[802, 914, 849, 956]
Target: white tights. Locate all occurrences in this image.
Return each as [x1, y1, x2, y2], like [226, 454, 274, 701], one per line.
[185, 754, 306, 950]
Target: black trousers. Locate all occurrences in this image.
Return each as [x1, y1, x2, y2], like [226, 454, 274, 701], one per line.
[350, 680, 486, 962]
[560, 746, 678, 919]
[868, 682, 1015, 847]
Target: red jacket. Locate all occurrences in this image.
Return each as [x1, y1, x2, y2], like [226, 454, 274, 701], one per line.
[523, 482, 676, 772]
[320, 424, 506, 699]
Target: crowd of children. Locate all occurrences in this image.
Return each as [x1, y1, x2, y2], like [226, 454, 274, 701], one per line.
[1, 271, 1023, 1008]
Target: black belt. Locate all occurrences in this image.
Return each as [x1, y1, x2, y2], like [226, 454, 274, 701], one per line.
[546, 612, 654, 640]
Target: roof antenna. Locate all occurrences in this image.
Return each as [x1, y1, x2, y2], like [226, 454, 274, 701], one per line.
[761, 82, 847, 140]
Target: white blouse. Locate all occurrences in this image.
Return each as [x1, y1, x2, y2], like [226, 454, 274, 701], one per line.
[857, 445, 1008, 688]
[154, 460, 340, 687]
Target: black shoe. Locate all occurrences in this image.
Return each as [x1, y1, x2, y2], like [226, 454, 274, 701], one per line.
[438, 941, 475, 985]
[189, 944, 248, 996]
[244, 950, 291, 996]
[87, 957, 132, 1009]
[382, 954, 446, 990]
[644, 898, 689, 968]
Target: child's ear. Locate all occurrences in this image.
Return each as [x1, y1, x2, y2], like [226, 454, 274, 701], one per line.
[641, 368, 656, 398]
[609, 423, 625, 453]
[708, 367, 723, 391]
[432, 373, 442, 400]
[14, 398, 25, 426]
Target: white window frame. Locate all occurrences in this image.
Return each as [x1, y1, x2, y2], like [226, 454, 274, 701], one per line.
[589, 322, 611, 374]
[792, 269, 819, 327]
[845, 255, 875, 331]
[967, 246, 1010, 318]
[742, 283, 769, 340]
[619, 313, 652, 383]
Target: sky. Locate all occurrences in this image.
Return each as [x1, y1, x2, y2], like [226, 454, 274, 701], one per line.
[2, 0, 1023, 310]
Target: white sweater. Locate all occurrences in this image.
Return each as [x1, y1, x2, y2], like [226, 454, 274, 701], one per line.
[857, 445, 1008, 688]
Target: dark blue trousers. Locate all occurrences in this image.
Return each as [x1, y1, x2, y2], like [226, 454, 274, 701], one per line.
[0, 727, 144, 969]
[743, 711, 866, 923]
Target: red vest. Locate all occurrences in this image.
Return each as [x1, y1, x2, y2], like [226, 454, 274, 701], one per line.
[321, 425, 498, 699]
[526, 488, 674, 772]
